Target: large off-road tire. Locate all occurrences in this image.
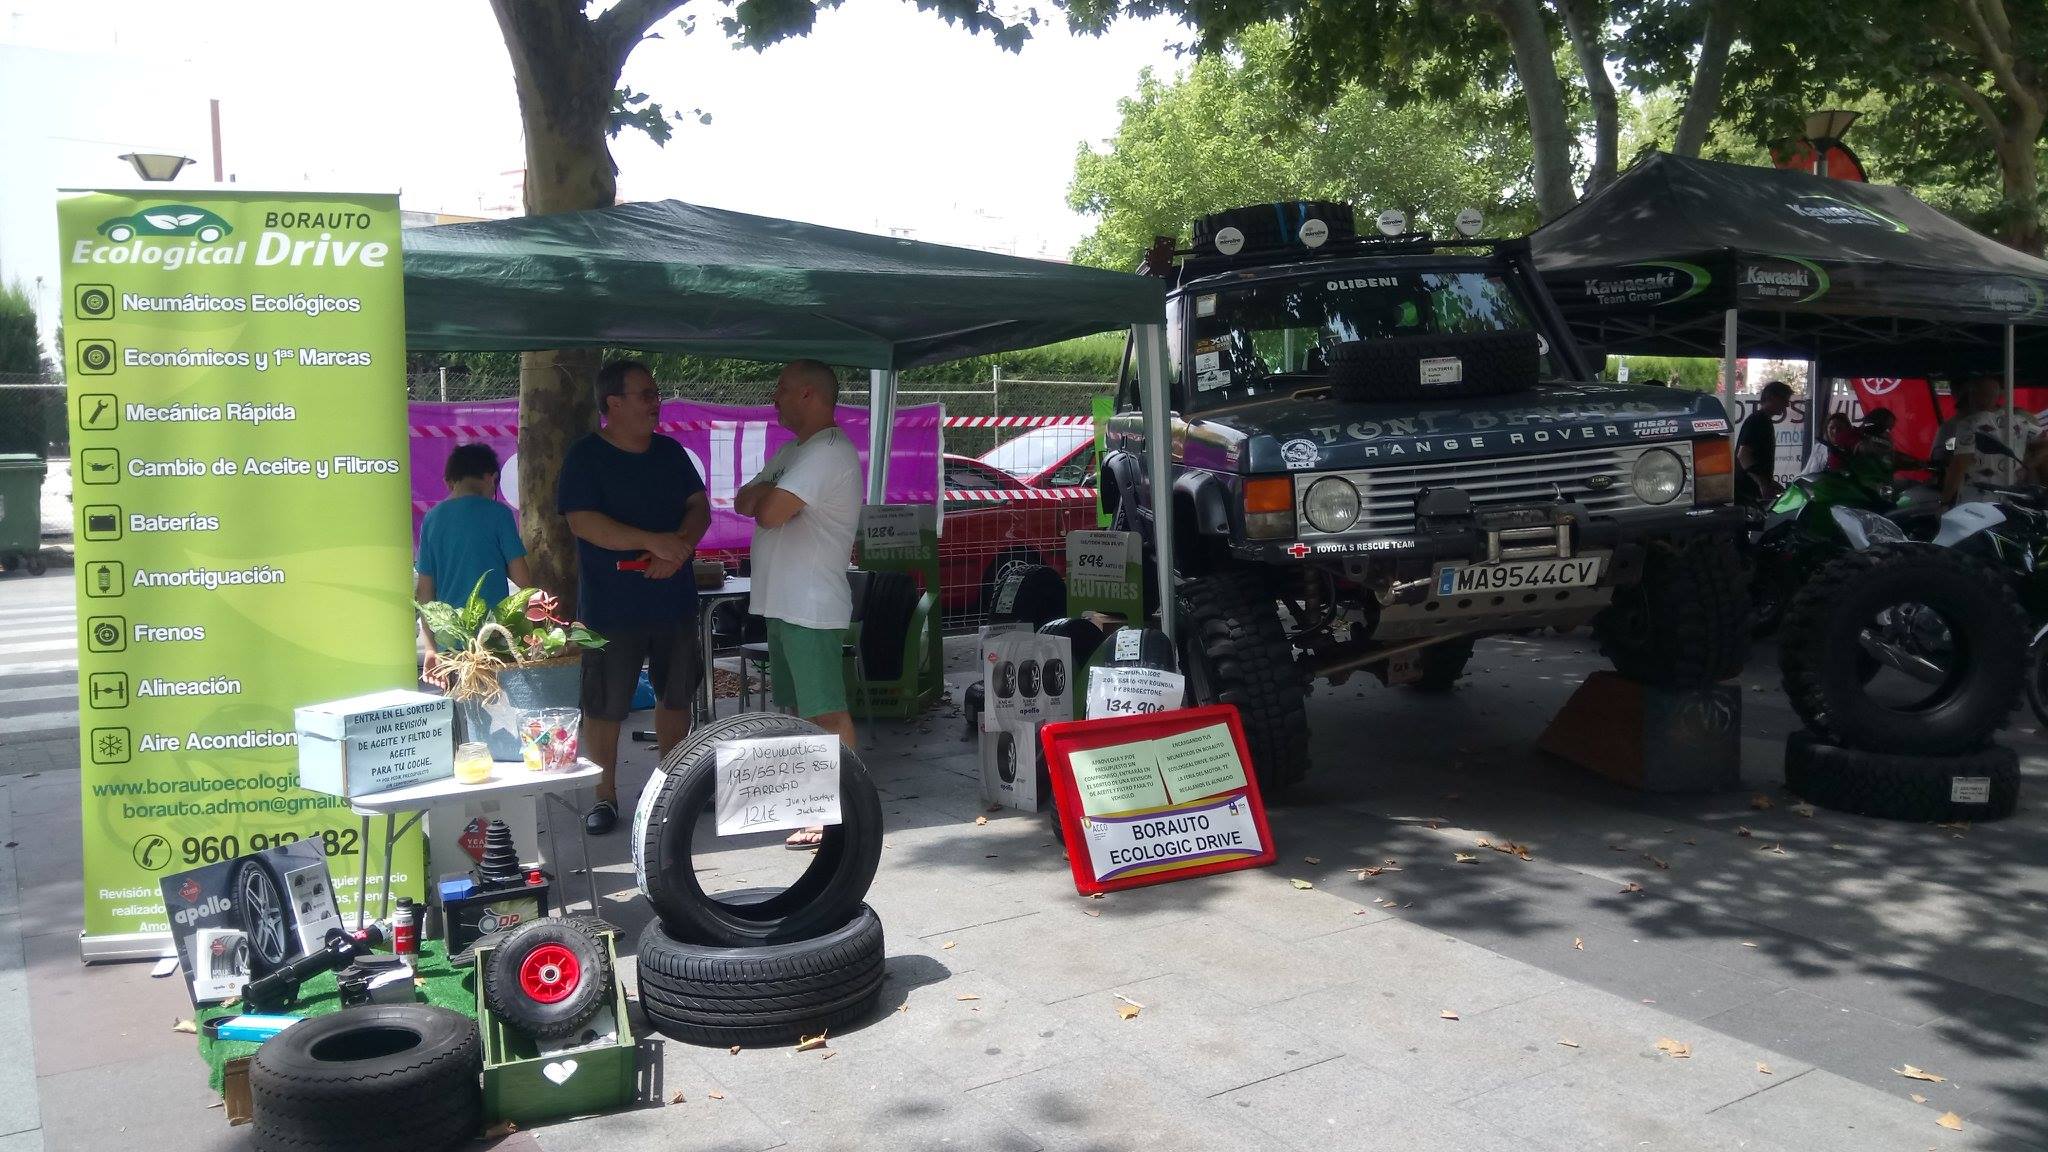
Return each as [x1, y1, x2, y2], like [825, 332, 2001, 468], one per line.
[1596, 536, 1751, 687]
[1328, 330, 1539, 403]
[1177, 567, 1310, 796]
[1780, 543, 2025, 755]
[248, 1005, 482, 1152]
[634, 712, 883, 947]
[482, 918, 612, 1040]
[1785, 730, 2020, 822]
[1404, 638, 1475, 693]
[637, 900, 886, 1048]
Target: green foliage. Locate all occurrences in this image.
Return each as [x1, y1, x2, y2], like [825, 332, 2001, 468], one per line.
[1066, 23, 1537, 270]
[1607, 354, 1721, 393]
[418, 582, 606, 667]
[0, 276, 39, 376]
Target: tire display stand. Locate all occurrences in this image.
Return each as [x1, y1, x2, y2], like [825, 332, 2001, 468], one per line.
[1537, 670, 1742, 792]
[475, 924, 637, 1125]
[851, 526, 943, 719]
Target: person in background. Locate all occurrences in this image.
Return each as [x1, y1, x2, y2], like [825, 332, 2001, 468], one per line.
[735, 359, 864, 850]
[415, 443, 530, 619]
[1937, 374, 2026, 506]
[559, 360, 711, 834]
[1802, 412, 1855, 475]
[1737, 381, 1793, 506]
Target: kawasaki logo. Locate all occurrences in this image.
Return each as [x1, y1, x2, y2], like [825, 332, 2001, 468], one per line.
[1788, 196, 1908, 233]
[174, 894, 232, 927]
[1586, 272, 1674, 296]
[1583, 261, 1709, 307]
[1744, 267, 1811, 288]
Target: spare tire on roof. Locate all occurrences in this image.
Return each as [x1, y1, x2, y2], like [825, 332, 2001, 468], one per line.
[633, 712, 883, 947]
[1328, 330, 1539, 402]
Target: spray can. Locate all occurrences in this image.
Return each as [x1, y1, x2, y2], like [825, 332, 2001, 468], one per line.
[392, 897, 417, 958]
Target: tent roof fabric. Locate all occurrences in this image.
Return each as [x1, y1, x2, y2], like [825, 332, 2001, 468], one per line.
[1531, 152, 2048, 372]
[401, 199, 1163, 369]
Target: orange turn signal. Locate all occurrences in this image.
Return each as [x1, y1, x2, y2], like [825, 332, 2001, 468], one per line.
[1694, 437, 1732, 476]
[1244, 476, 1295, 514]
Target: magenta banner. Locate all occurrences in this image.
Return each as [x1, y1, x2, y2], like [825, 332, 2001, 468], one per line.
[408, 400, 943, 554]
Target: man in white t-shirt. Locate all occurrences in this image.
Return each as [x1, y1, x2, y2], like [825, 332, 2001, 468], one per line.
[1938, 375, 2027, 505]
[736, 359, 864, 847]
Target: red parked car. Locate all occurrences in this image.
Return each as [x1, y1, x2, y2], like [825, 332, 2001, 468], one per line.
[940, 427, 1099, 618]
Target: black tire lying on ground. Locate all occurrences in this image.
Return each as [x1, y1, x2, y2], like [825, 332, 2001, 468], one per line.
[1780, 542, 2025, 755]
[637, 901, 887, 1048]
[482, 918, 613, 1040]
[1785, 730, 2020, 822]
[635, 712, 883, 947]
[1328, 330, 1539, 403]
[1596, 536, 1751, 688]
[1178, 568, 1310, 797]
[249, 1004, 481, 1152]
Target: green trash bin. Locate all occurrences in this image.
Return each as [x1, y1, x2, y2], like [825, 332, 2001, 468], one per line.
[0, 454, 49, 575]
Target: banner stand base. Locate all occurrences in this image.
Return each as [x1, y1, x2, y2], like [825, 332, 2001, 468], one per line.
[79, 930, 174, 965]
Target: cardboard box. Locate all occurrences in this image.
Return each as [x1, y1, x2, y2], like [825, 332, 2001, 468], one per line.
[294, 689, 453, 799]
[160, 841, 342, 1005]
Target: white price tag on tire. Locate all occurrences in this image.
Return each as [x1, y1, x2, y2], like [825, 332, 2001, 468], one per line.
[1086, 667, 1185, 720]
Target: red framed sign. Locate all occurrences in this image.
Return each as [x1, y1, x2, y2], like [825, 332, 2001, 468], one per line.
[1041, 703, 1276, 896]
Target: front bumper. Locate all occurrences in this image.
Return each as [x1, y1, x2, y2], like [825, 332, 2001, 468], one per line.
[1234, 502, 1746, 567]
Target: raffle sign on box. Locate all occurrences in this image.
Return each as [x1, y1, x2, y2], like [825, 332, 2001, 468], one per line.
[1041, 704, 1275, 895]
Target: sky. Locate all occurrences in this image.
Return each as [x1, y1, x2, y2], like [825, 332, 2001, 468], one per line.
[0, 0, 1192, 352]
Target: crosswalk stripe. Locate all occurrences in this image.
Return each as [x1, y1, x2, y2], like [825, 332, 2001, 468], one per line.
[0, 606, 73, 621]
[0, 659, 78, 677]
[3, 708, 78, 738]
[0, 624, 76, 641]
[0, 638, 82, 657]
[0, 683, 77, 708]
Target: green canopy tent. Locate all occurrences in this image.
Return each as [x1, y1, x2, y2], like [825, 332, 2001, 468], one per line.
[400, 199, 1180, 632]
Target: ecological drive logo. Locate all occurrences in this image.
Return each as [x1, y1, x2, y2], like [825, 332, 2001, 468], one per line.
[97, 205, 233, 244]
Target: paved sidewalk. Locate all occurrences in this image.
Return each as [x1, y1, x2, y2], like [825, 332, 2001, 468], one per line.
[2, 628, 2044, 1152]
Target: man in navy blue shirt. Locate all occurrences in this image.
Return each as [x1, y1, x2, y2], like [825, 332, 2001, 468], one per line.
[558, 360, 710, 833]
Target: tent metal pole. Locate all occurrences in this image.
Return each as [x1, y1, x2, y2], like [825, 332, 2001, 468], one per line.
[1720, 309, 1739, 438]
[1803, 358, 1820, 466]
[2006, 324, 2018, 455]
[866, 368, 897, 505]
[1134, 323, 1176, 642]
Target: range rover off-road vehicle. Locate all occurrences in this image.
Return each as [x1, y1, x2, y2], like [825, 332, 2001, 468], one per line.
[1099, 201, 1751, 795]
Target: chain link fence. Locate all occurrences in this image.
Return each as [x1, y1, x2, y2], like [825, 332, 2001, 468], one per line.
[0, 375, 67, 457]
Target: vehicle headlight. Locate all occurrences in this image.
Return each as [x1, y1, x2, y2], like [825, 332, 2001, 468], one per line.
[1631, 448, 1686, 505]
[1302, 477, 1362, 533]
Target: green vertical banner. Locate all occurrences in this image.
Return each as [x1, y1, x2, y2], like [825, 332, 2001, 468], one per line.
[57, 190, 422, 955]
[1093, 394, 1112, 527]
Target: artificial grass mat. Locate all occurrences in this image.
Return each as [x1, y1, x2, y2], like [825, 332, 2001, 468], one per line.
[197, 939, 477, 1093]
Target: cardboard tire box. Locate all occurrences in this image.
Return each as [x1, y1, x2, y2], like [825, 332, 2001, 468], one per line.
[475, 926, 637, 1123]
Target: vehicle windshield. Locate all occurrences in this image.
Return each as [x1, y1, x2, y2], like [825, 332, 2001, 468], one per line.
[1184, 269, 1553, 407]
[980, 426, 1092, 479]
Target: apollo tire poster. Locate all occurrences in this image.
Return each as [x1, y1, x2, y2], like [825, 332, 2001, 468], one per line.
[58, 190, 422, 954]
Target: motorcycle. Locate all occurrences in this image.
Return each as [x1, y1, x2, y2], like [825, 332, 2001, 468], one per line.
[1749, 447, 1935, 635]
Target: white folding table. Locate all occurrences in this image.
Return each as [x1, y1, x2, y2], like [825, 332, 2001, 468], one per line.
[340, 759, 604, 928]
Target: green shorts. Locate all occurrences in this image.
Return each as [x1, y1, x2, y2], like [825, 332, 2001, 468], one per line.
[767, 619, 848, 719]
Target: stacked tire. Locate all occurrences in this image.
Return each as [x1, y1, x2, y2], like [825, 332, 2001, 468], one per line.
[1778, 543, 2024, 821]
[633, 713, 887, 1046]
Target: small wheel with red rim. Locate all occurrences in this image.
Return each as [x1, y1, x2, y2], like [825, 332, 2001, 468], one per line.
[482, 919, 611, 1040]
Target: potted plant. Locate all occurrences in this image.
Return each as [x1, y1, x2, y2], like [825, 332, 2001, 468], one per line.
[418, 581, 605, 760]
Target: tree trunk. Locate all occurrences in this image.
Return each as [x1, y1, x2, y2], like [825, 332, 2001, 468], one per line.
[1557, 0, 1618, 194]
[1995, 122, 2045, 254]
[490, 0, 621, 600]
[1493, 0, 1578, 219]
[1672, 0, 1736, 158]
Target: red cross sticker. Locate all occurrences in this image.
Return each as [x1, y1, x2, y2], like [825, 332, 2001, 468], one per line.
[1286, 543, 1311, 559]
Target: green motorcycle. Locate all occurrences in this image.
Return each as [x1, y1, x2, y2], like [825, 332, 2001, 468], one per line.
[1749, 449, 1932, 635]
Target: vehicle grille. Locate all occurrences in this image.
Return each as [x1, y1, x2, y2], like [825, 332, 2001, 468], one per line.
[1295, 442, 1693, 539]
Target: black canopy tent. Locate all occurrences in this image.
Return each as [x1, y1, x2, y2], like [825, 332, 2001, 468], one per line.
[1530, 151, 2048, 377]
[398, 198, 1182, 634]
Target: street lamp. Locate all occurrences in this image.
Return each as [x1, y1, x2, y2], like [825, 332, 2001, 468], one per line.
[1802, 110, 1861, 179]
[120, 152, 194, 182]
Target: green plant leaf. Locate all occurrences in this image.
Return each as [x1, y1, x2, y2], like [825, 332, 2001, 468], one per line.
[416, 601, 469, 651]
[567, 625, 608, 651]
[493, 587, 539, 631]
[457, 575, 490, 638]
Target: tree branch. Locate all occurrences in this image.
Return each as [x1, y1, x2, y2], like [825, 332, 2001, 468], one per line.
[1955, 0, 2040, 124]
[1491, 0, 1577, 219]
[596, 0, 691, 72]
[1933, 69, 2008, 135]
[1557, 0, 1617, 193]
[1672, 0, 1735, 158]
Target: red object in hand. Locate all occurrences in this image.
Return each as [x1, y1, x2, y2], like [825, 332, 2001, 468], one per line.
[617, 558, 651, 572]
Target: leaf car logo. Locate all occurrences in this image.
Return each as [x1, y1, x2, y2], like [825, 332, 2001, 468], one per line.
[97, 205, 233, 244]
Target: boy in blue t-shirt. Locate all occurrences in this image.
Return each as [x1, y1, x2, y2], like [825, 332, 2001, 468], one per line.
[415, 443, 530, 612]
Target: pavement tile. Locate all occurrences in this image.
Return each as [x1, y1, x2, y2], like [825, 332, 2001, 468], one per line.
[0, 1130, 43, 1152]
[690, 1042, 1040, 1152]
[1455, 1060, 1807, 1152]
[529, 1040, 787, 1152]
[22, 928, 196, 1079]
[1188, 867, 1398, 944]
[935, 912, 1176, 1005]
[0, 916, 37, 1139]
[827, 968, 1077, 1092]
[1121, 913, 1386, 1009]
[966, 1060, 1293, 1152]
[1063, 972, 1342, 1098]
[34, 1050, 241, 1152]
[1709, 1066, 2048, 1152]
[1216, 1055, 1556, 1152]
[1290, 919, 1569, 1016]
